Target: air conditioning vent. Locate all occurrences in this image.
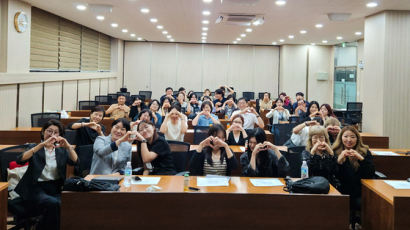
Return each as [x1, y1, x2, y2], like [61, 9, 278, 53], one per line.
[216, 14, 263, 26]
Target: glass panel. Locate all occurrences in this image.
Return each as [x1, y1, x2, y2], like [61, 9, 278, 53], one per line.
[333, 47, 357, 110]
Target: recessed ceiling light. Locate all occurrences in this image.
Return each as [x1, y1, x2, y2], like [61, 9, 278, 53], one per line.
[311, 43, 316, 46]
[162, 31, 168, 34]
[246, 28, 253, 33]
[275, 0, 286, 6]
[76, 4, 87, 11]
[156, 25, 164, 29]
[300, 30, 307, 34]
[233, 41, 238, 44]
[279, 39, 285, 42]
[202, 32, 207, 36]
[322, 40, 328, 43]
[201, 36, 207, 40]
[202, 27, 208, 31]
[315, 24, 323, 28]
[203, 0, 213, 3]
[150, 18, 158, 23]
[137, 37, 143, 41]
[122, 29, 128, 33]
[240, 34, 246, 37]
[202, 20, 209, 24]
[366, 2, 378, 8]
[336, 36, 343, 40]
[170, 39, 175, 42]
[202, 11, 211, 16]
[96, 15, 104, 21]
[140, 8, 150, 14]
[111, 23, 118, 28]
[288, 35, 294, 39]
[236, 38, 241, 41]
[167, 35, 172, 38]
[355, 31, 362, 36]
[272, 42, 277, 45]
[130, 33, 136, 37]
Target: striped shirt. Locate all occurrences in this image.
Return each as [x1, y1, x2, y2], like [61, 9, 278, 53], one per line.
[203, 157, 227, 176]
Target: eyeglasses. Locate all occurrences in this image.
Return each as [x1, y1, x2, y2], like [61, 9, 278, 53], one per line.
[45, 129, 59, 135]
[312, 135, 326, 141]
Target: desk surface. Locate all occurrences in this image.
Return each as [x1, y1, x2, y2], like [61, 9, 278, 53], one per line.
[362, 179, 410, 204]
[0, 182, 8, 230]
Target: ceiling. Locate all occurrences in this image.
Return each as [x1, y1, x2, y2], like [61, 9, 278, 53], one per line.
[23, 0, 410, 45]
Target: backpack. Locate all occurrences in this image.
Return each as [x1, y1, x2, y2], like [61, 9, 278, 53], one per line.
[284, 176, 330, 194]
[63, 177, 120, 192]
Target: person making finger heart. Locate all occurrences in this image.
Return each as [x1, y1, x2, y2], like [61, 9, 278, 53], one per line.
[192, 101, 220, 127]
[160, 103, 188, 142]
[15, 119, 79, 230]
[230, 97, 264, 130]
[68, 106, 106, 146]
[226, 114, 247, 145]
[189, 124, 238, 176]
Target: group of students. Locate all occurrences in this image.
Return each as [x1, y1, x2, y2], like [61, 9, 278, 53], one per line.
[12, 87, 373, 230]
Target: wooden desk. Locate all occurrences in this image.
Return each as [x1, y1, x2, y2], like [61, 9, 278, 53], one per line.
[61, 117, 113, 135]
[184, 129, 273, 144]
[0, 127, 41, 144]
[361, 132, 389, 148]
[362, 179, 410, 230]
[61, 176, 348, 230]
[370, 148, 410, 179]
[0, 183, 8, 230]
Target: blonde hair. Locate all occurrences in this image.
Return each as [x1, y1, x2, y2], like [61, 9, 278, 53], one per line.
[332, 126, 369, 170]
[324, 117, 341, 128]
[306, 126, 331, 151]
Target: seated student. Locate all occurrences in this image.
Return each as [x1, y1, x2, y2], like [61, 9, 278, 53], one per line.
[266, 98, 290, 125]
[15, 119, 78, 230]
[320, 103, 337, 121]
[134, 121, 176, 175]
[288, 120, 321, 147]
[302, 101, 322, 122]
[259, 92, 273, 113]
[160, 103, 188, 142]
[240, 128, 289, 177]
[192, 101, 220, 126]
[149, 99, 162, 125]
[279, 92, 293, 113]
[187, 93, 202, 119]
[333, 126, 375, 228]
[187, 90, 195, 99]
[221, 95, 238, 119]
[178, 87, 186, 97]
[160, 87, 175, 105]
[105, 94, 130, 120]
[226, 114, 248, 145]
[231, 98, 264, 130]
[91, 118, 133, 175]
[201, 88, 212, 101]
[213, 88, 226, 113]
[131, 109, 155, 128]
[160, 97, 173, 118]
[324, 117, 341, 145]
[294, 99, 307, 118]
[68, 106, 105, 146]
[176, 92, 188, 113]
[129, 96, 147, 121]
[292, 92, 309, 112]
[302, 126, 339, 188]
[189, 124, 237, 176]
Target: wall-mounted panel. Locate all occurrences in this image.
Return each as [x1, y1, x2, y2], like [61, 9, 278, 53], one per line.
[62, 80, 77, 111]
[0, 85, 17, 129]
[44, 81, 62, 111]
[18, 83, 43, 127]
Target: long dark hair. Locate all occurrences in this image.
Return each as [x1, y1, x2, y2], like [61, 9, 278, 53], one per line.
[320, 103, 336, 118]
[138, 109, 153, 121]
[246, 128, 269, 160]
[306, 101, 320, 117]
[203, 124, 227, 166]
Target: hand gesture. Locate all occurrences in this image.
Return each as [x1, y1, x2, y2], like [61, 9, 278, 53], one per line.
[213, 137, 227, 148]
[253, 143, 266, 155]
[200, 136, 214, 148]
[263, 141, 278, 151]
[55, 136, 71, 149]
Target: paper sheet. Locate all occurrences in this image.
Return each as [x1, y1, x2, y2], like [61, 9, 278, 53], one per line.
[250, 178, 283, 187]
[240, 146, 246, 152]
[131, 177, 161, 185]
[384, 180, 410, 189]
[197, 176, 230, 186]
[132, 145, 137, 152]
[372, 151, 399, 156]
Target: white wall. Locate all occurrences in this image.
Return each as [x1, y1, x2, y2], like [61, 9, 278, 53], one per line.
[124, 42, 280, 100]
[308, 46, 334, 105]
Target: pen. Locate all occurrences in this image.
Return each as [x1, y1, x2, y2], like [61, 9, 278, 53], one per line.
[189, 186, 200, 191]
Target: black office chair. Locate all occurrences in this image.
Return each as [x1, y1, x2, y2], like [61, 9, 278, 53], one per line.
[74, 144, 94, 177]
[78, 100, 99, 110]
[195, 92, 203, 98]
[167, 141, 191, 174]
[108, 93, 118, 104]
[139, 91, 152, 100]
[64, 129, 78, 145]
[344, 102, 363, 130]
[193, 126, 210, 145]
[31, 113, 61, 127]
[281, 146, 305, 178]
[271, 123, 298, 146]
[95, 95, 112, 105]
[242, 92, 255, 101]
[117, 92, 130, 98]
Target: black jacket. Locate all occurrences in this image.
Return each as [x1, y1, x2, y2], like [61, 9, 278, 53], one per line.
[240, 149, 290, 177]
[15, 146, 79, 200]
[68, 118, 105, 146]
[189, 147, 238, 176]
[302, 150, 340, 189]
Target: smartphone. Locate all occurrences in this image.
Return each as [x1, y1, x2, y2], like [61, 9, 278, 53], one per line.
[133, 176, 141, 181]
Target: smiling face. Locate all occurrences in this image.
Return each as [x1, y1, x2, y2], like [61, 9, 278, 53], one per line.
[276, 100, 283, 107]
[237, 99, 247, 110]
[138, 122, 155, 140]
[139, 111, 151, 122]
[248, 137, 258, 152]
[310, 104, 319, 114]
[202, 104, 211, 113]
[263, 93, 269, 101]
[312, 134, 326, 146]
[117, 96, 126, 105]
[111, 122, 127, 141]
[166, 89, 173, 96]
[320, 105, 329, 117]
[43, 125, 60, 140]
[169, 108, 180, 122]
[342, 130, 357, 150]
[150, 101, 159, 112]
[90, 111, 104, 123]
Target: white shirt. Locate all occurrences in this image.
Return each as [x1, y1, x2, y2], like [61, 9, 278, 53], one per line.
[164, 115, 187, 142]
[38, 147, 59, 181]
[231, 110, 259, 130]
[290, 126, 310, 146]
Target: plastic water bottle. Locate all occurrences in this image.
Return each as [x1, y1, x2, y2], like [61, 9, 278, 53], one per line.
[301, 160, 309, 179]
[124, 161, 132, 187]
[184, 173, 189, 192]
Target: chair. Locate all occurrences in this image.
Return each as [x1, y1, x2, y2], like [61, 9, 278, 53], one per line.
[281, 146, 305, 178]
[344, 102, 363, 129]
[64, 129, 78, 145]
[167, 141, 191, 173]
[0, 144, 31, 182]
[31, 113, 61, 127]
[272, 123, 298, 146]
[258, 92, 271, 100]
[139, 91, 152, 100]
[74, 144, 94, 177]
[78, 100, 99, 110]
[193, 126, 210, 145]
[95, 95, 112, 105]
[108, 93, 118, 104]
[242, 92, 255, 101]
[255, 99, 260, 114]
[195, 92, 203, 98]
[117, 92, 130, 97]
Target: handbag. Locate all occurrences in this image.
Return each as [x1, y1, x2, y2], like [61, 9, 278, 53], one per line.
[284, 176, 330, 194]
[63, 177, 120, 192]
